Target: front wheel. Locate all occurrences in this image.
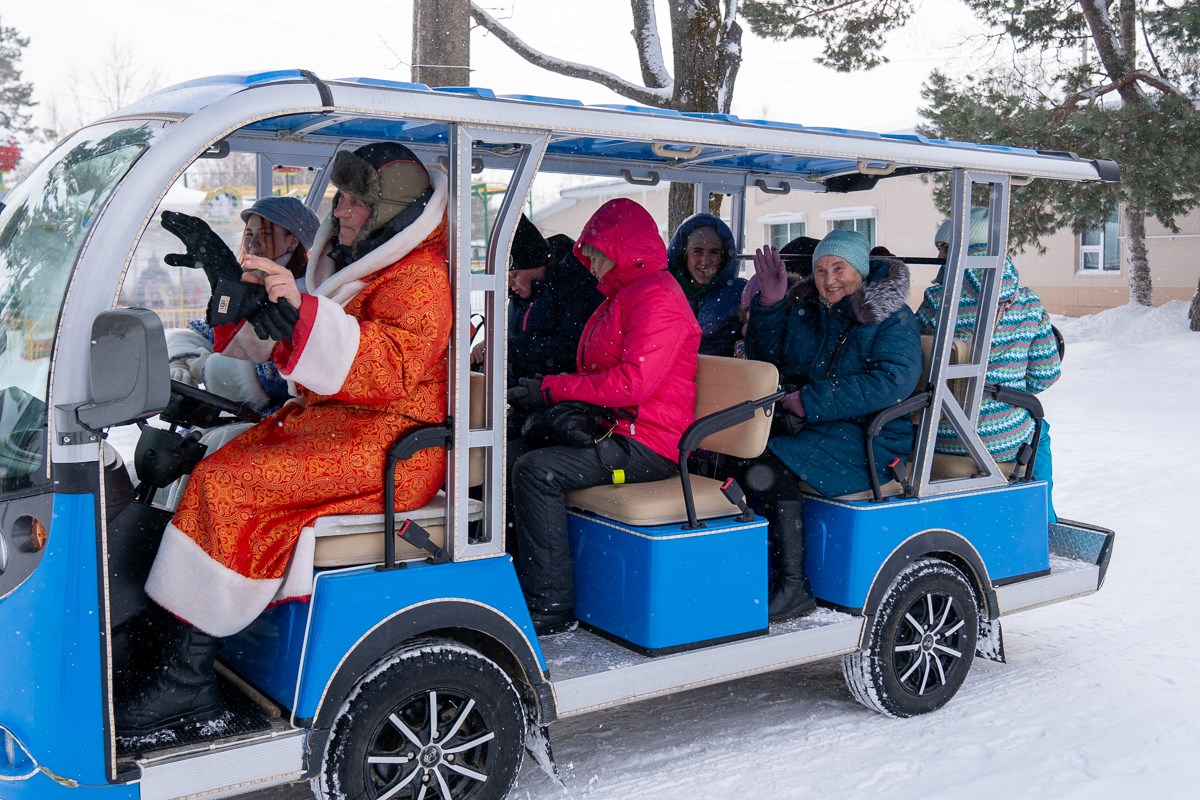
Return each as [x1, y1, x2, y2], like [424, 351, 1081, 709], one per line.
[843, 558, 979, 718]
[316, 640, 526, 800]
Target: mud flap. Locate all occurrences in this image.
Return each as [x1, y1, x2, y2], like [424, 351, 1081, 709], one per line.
[524, 713, 563, 786]
[976, 617, 1006, 663]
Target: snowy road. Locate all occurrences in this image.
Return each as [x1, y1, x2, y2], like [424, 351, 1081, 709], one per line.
[247, 303, 1199, 800]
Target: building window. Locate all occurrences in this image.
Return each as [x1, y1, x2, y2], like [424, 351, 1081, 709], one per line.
[759, 213, 807, 249]
[1080, 209, 1120, 272]
[821, 206, 877, 248]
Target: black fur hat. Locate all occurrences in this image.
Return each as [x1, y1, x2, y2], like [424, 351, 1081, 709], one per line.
[329, 142, 431, 241]
[510, 215, 553, 270]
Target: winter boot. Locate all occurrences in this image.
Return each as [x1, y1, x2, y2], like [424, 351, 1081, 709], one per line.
[767, 500, 816, 621]
[115, 622, 223, 735]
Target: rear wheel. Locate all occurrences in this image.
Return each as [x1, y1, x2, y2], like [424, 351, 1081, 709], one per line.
[317, 640, 525, 800]
[843, 558, 979, 718]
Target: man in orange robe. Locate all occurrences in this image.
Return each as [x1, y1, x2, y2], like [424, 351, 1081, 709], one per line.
[119, 143, 450, 734]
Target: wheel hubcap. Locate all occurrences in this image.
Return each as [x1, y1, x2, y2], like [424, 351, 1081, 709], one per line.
[892, 591, 968, 696]
[364, 689, 497, 799]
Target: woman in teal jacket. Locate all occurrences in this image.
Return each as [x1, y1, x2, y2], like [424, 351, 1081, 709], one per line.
[744, 229, 922, 619]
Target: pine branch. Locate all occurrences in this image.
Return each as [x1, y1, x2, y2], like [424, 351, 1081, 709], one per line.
[468, 2, 672, 106]
[1059, 69, 1190, 109]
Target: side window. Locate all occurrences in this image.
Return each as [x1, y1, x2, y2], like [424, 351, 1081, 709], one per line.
[1080, 209, 1120, 273]
[759, 214, 807, 248]
[824, 207, 877, 248]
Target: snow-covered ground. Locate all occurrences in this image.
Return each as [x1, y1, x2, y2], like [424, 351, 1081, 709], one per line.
[248, 301, 1200, 800]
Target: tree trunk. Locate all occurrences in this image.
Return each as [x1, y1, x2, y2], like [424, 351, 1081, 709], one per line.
[1125, 204, 1152, 306]
[1188, 273, 1200, 332]
[412, 0, 470, 87]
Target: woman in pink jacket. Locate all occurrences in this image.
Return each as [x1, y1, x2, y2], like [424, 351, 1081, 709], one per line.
[507, 198, 701, 634]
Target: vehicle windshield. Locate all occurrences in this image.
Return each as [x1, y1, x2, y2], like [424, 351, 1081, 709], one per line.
[0, 121, 163, 492]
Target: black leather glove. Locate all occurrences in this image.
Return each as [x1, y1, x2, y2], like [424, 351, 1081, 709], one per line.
[207, 277, 266, 327]
[161, 210, 242, 292]
[246, 297, 300, 342]
[507, 376, 550, 409]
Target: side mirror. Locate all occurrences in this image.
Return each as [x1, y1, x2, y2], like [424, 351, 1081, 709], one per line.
[75, 309, 170, 430]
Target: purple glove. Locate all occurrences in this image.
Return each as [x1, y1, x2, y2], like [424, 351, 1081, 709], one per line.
[781, 390, 806, 419]
[752, 246, 788, 307]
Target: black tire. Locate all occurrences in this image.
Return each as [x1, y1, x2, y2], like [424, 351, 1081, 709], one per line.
[316, 640, 525, 800]
[843, 558, 979, 718]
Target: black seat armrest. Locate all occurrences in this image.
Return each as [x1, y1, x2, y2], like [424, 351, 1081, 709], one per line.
[865, 392, 931, 502]
[381, 420, 454, 570]
[677, 391, 785, 530]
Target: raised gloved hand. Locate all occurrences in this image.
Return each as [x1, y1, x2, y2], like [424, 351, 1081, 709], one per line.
[507, 376, 550, 409]
[160, 210, 242, 292]
[207, 276, 267, 328]
[752, 245, 788, 307]
[246, 297, 300, 342]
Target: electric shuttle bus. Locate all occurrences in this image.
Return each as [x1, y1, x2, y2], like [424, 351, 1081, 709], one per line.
[0, 71, 1115, 800]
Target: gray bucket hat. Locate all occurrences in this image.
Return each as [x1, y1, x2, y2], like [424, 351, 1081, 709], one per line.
[240, 196, 320, 252]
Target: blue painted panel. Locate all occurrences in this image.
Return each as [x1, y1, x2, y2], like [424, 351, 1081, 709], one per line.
[567, 512, 768, 650]
[339, 77, 432, 91]
[291, 557, 537, 719]
[0, 493, 111, 788]
[433, 86, 497, 98]
[805, 483, 1050, 609]
[242, 70, 311, 85]
[500, 94, 584, 106]
[220, 602, 310, 711]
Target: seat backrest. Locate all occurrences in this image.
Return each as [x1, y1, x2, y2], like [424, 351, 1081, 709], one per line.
[693, 355, 779, 458]
[919, 335, 969, 406]
[468, 371, 485, 487]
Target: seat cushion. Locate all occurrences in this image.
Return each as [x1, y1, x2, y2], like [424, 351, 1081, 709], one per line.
[312, 493, 483, 567]
[931, 454, 1017, 479]
[567, 475, 740, 527]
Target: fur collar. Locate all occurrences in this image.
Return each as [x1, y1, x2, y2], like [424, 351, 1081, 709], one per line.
[305, 169, 448, 306]
[789, 255, 911, 325]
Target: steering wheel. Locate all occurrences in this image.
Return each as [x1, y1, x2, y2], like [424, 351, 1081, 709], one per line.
[164, 379, 262, 427]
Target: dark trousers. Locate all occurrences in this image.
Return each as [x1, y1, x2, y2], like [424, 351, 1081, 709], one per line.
[512, 436, 676, 611]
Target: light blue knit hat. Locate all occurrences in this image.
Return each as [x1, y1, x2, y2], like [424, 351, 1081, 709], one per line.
[812, 229, 870, 278]
[934, 207, 991, 249]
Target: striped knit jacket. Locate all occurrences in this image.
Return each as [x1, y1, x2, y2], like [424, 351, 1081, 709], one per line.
[916, 250, 1061, 461]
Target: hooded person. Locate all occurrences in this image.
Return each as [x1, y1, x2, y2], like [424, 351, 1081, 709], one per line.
[506, 198, 701, 635]
[916, 207, 1062, 518]
[666, 213, 745, 356]
[118, 142, 451, 735]
[744, 229, 923, 620]
[165, 196, 321, 413]
[500, 217, 603, 421]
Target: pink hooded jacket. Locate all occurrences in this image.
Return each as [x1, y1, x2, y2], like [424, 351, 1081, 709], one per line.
[542, 199, 701, 461]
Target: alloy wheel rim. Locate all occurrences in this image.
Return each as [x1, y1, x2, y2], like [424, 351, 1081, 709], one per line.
[364, 688, 498, 800]
[891, 590, 968, 696]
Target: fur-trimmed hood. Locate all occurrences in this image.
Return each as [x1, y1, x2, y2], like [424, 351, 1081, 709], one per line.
[305, 168, 448, 306]
[789, 255, 911, 326]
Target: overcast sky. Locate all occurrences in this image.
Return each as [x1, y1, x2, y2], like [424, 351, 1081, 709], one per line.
[8, 0, 991, 138]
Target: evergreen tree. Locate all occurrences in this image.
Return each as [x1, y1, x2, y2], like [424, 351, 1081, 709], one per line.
[0, 19, 36, 140]
[918, 1, 1200, 309]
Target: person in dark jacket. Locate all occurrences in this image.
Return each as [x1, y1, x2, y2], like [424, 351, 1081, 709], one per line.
[473, 215, 603, 438]
[507, 198, 701, 635]
[666, 213, 746, 356]
[744, 229, 923, 620]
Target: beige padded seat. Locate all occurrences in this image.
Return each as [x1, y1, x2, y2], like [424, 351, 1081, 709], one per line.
[313, 372, 487, 567]
[566, 355, 779, 527]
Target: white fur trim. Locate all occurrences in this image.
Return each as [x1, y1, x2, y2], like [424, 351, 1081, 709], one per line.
[145, 523, 283, 637]
[305, 169, 448, 305]
[275, 527, 316, 602]
[280, 294, 361, 395]
[202, 353, 273, 410]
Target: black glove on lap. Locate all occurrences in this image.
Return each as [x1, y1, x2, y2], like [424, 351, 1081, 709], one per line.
[161, 210, 243, 292]
[507, 376, 551, 409]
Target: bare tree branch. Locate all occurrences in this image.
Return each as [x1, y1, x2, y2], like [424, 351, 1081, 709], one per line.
[468, 2, 672, 106]
[1059, 68, 1189, 109]
[631, 0, 671, 88]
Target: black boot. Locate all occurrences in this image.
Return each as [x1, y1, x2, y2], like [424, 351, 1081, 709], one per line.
[767, 500, 816, 621]
[116, 623, 223, 735]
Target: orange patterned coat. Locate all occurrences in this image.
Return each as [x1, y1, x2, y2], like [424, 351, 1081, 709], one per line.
[146, 172, 451, 637]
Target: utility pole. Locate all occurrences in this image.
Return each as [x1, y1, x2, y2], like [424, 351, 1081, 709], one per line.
[411, 0, 471, 87]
